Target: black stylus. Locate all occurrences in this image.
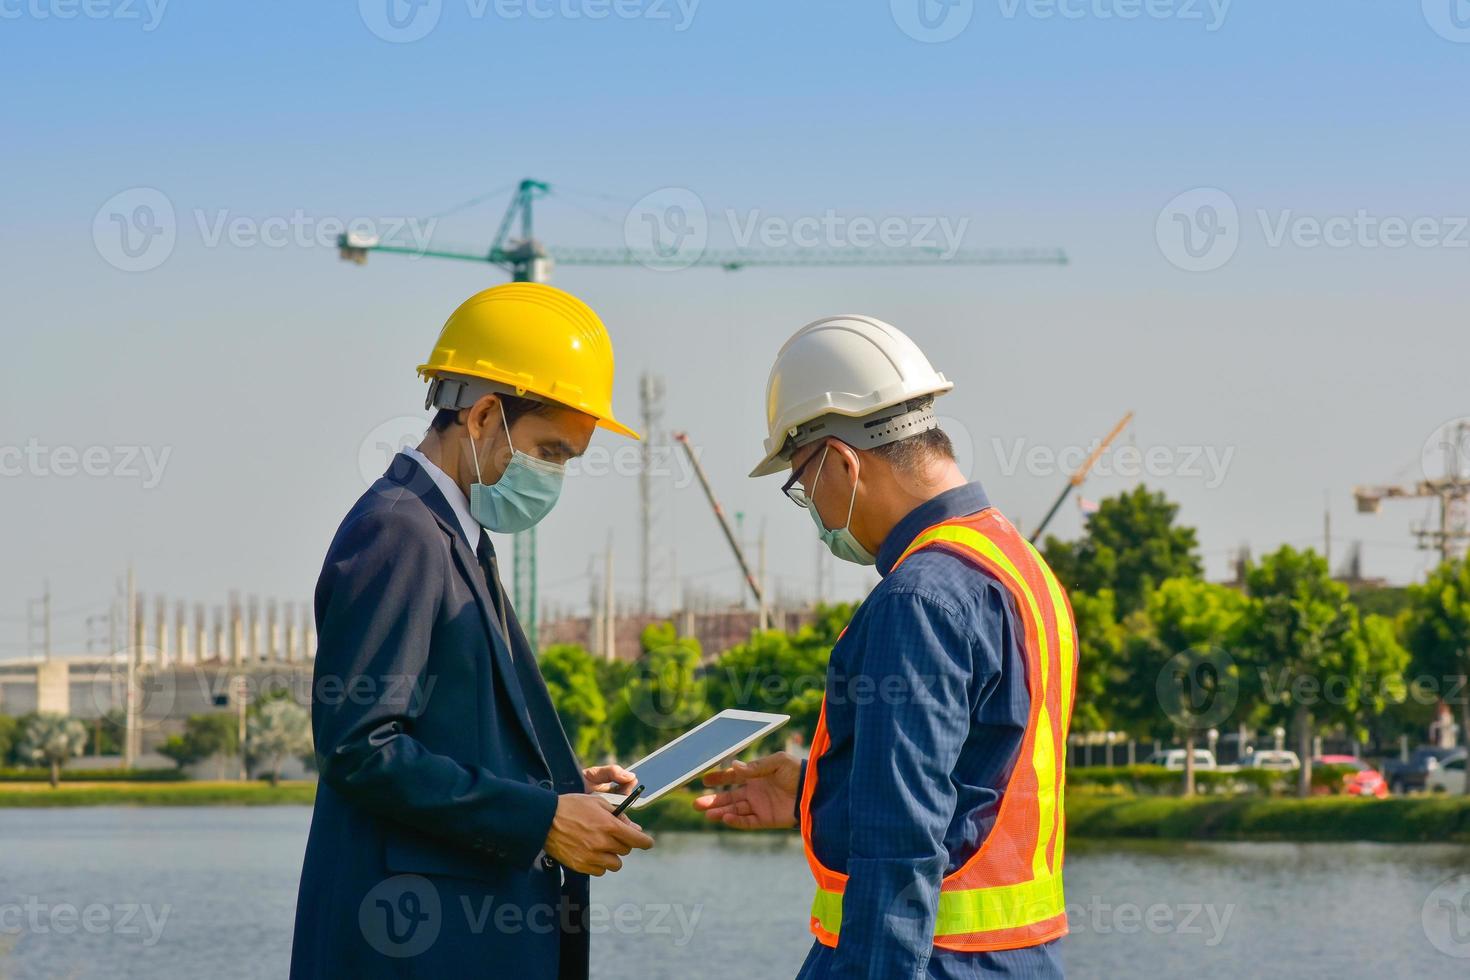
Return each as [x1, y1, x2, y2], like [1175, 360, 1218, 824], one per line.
[612, 784, 645, 817]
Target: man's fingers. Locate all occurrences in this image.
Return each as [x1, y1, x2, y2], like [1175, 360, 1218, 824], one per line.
[609, 821, 655, 850]
[692, 789, 741, 811]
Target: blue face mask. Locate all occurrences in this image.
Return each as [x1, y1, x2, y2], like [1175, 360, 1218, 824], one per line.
[805, 445, 875, 566]
[467, 407, 565, 534]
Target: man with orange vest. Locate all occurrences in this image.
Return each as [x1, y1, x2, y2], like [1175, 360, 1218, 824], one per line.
[695, 315, 1077, 977]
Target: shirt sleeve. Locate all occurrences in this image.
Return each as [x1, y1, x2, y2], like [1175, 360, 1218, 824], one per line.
[829, 587, 979, 979]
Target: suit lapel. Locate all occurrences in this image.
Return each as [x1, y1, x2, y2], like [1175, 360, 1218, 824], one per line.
[386, 454, 549, 775]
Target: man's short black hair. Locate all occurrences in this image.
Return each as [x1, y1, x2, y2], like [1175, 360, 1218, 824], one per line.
[429, 392, 556, 433]
[867, 427, 955, 473]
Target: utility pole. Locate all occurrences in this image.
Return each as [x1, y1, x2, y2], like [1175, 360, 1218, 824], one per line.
[27, 581, 52, 661]
[124, 566, 137, 769]
[758, 520, 769, 631]
[638, 373, 666, 615]
[603, 532, 616, 662]
[1324, 492, 1332, 571]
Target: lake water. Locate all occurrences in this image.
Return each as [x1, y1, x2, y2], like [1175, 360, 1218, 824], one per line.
[2, 807, 1469, 978]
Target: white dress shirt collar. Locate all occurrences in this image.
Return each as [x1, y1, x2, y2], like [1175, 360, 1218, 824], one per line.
[401, 446, 482, 549]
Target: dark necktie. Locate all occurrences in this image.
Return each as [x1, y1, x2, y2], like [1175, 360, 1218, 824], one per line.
[475, 534, 511, 655]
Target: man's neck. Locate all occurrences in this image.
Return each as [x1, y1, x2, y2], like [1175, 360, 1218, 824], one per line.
[416, 431, 468, 498]
[860, 462, 968, 555]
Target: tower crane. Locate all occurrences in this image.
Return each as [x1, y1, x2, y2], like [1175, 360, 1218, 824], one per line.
[339, 178, 1069, 647]
[1354, 419, 1470, 564]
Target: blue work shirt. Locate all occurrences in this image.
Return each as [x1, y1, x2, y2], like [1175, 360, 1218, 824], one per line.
[795, 483, 1063, 980]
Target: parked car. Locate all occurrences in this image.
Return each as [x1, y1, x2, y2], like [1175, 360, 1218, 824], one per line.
[1317, 754, 1389, 798]
[1147, 749, 1217, 771]
[1241, 750, 1301, 771]
[1383, 746, 1460, 794]
[1426, 750, 1467, 795]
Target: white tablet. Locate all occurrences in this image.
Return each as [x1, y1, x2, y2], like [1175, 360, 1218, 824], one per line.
[599, 709, 789, 809]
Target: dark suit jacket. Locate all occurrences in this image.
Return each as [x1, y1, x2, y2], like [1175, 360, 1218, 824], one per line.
[290, 454, 590, 979]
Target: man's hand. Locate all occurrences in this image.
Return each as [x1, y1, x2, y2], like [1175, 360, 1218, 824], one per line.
[693, 752, 802, 830]
[583, 763, 639, 795]
[544, 794, 654, 876]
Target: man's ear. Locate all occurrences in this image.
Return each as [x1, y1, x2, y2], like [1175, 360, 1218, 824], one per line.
[464, 395, 499, 443]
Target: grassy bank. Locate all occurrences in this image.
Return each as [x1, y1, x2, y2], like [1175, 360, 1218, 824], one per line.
[1067, 792, 1470, 843]
[0, 780, 315, 807]
[5, 782, 1469, 847]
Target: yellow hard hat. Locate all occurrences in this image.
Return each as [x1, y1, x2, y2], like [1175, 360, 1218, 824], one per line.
[417, 282, 638, 439]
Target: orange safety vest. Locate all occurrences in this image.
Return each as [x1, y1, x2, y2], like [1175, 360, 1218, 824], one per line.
[798, 508, 1078, 953]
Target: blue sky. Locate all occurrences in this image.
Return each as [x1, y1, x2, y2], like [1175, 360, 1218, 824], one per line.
[3, 1, 1469, 655]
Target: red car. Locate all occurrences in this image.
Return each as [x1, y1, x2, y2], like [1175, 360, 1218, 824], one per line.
[1318, 754, 1390, 798]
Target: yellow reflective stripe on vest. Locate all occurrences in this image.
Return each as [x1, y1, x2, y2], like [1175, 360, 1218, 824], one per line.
[898, 523, 1061, 881]
[811, 873, 1065, 938]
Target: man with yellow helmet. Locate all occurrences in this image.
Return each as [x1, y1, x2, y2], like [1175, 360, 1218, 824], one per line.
[290, 283, 652, 980]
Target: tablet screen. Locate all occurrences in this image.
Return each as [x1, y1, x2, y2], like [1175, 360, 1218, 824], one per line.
[628, 715, 774, 795]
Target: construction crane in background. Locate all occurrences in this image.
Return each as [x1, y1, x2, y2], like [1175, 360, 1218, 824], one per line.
[1354, 419, 1470, 564]
[673, 432, 767, 627]
[1028, 411, 1135, 544]
[339, 178, 1068, 642]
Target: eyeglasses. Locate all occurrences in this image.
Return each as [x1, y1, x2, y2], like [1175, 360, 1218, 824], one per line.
[780, 444, 827, 508]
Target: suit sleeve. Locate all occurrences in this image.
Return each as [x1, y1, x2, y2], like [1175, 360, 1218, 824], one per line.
[829, 587, 983, 979]
[311, 508, 559, 867]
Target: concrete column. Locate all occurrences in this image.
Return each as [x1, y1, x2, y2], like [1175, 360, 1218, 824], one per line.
[36, 660, 70, 715]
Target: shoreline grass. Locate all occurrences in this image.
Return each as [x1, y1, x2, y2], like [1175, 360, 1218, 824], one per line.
[1066, 792, 1470, 843]
[5, 781, 1469, 846]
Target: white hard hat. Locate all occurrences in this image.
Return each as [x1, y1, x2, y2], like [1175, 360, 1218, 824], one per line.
[749, 314, 954, 477]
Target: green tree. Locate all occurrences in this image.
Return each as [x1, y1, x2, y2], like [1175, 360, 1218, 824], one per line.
[540, 644, 609, 761]
[19, 713, 88, 788]
[0, 714, 16, 766]
[1240, 546, 1367, 798]
[246, 699, 311, 786]
[1068, 588, 1126, 735]
[608, 623, 705, 760]
[1129, 578, 1248, 795]
[1405, 557, 1470, 791]
[158, 713, 239, 779]
[1043, 486, 1202, 618]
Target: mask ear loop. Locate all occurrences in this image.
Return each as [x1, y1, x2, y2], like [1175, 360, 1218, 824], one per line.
[842, 448, 860, 529]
